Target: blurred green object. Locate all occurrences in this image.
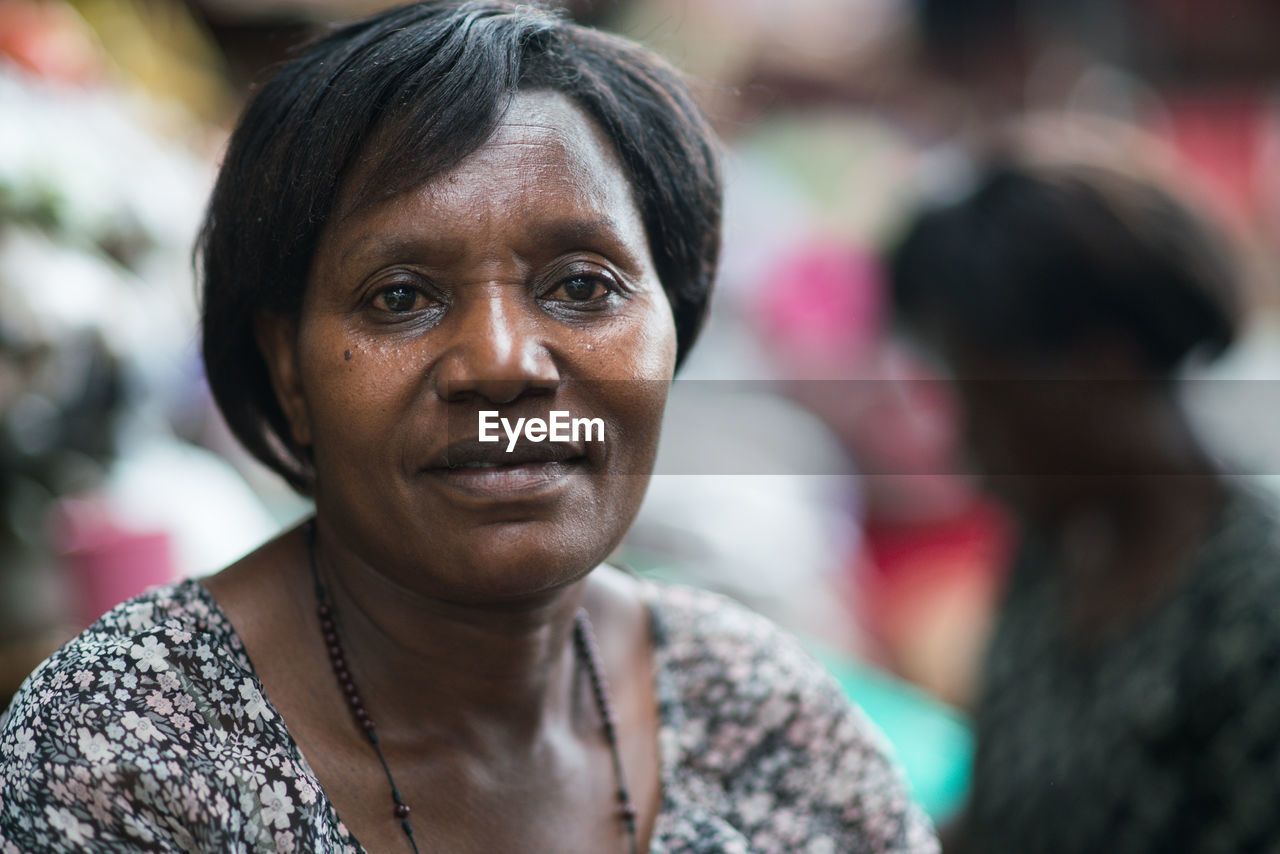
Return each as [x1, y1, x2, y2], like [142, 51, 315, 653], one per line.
[806, 640, 972, 823]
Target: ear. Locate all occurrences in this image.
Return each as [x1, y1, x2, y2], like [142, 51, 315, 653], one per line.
[254, 311, 312, 447]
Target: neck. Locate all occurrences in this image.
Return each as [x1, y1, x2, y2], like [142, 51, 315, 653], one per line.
[1025, 430, 1225, 638]
[310, 519, 589, 755]
[1022, 393, 1221, 527]
[1046, 473, 1221, 551]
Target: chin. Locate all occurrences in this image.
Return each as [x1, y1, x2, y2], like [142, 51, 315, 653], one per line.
[416, 522, 620, 606]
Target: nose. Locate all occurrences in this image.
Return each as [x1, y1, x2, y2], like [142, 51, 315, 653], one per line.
[432, 290, 560, 404]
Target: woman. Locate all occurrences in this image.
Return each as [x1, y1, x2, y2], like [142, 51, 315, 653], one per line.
[0, 3, 936, 851]
[890, 157, 1280, 853]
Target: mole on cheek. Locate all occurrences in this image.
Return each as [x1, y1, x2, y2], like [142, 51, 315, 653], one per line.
[343, 349, 353, 361]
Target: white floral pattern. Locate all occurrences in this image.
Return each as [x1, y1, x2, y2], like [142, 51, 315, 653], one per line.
[0, 577, 936, 852]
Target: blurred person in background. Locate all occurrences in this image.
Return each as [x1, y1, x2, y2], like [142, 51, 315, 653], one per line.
[889, 151, 1280, 853]
[0, 0, 280, 707]
[0, 2, 937, 851]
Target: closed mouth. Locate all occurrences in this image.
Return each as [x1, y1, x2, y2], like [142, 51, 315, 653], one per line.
[423, 439, 589, 499]
[425, 458, 585, 499]
[426, 438, 586, 471]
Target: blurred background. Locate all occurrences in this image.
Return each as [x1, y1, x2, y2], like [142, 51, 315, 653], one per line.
[1, 0, 1277, 827]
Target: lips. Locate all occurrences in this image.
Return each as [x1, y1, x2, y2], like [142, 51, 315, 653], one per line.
[423, 439, 588, 500]
[426, 438, 586, 470]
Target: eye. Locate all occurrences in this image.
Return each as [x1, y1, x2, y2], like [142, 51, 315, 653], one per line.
[546, 275, 610, 303]
[373, 285, 422, 313]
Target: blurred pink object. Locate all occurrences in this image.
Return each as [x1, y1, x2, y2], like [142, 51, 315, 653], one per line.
[752, 239, 883, 376]
[0, 0, 108, 84]
[51, 499, 177, 627]
[1161, 93, 1273, 228]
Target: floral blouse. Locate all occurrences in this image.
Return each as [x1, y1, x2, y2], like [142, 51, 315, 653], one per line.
[0, 577, 936, 853]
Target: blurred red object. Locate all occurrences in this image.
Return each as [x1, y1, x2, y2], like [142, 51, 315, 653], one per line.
[857, 497, 1015, 708]
[0, 0, 107, 84]
[50, 499, 176, 627]
[1159, 92, 1280, 236]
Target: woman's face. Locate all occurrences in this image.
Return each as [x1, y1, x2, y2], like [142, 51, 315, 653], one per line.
[261, 91, 677, 603]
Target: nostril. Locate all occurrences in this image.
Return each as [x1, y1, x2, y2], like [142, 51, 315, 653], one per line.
[439, 377, 555, 405]
[477, 380, 526, 406]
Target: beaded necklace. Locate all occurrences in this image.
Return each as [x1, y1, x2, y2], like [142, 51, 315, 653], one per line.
[305, 523, 639, 854]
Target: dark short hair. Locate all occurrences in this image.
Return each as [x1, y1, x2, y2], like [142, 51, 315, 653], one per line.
[198, 0, 722, 492]
[889, 161, 1238, 374]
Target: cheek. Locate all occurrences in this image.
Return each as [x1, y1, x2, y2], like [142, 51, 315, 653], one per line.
[597, 292, 677, 381]
[297, 328, 418, 448]
[604, 327, 675, 463]
[573, 296, 675, 467]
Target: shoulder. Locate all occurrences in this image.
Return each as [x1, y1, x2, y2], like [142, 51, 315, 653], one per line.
[1143, 486, 1280, 851]
[0, 580, 271, 850]
[1178, 485, 1280, 699]
[644, 579, 861, 723]
[642, 580, 938, 853]
[1196, 484, 1280, 597]
[2, 579, 253, 733]
[2, 579, 240, 729]
[1179, 486, 1280, 675]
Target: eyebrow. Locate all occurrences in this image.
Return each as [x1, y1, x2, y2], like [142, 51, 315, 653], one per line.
[539, 214, 649, 274]
[337, 233, 439, 270]
[540, 215, 630, 249]
[337, 214, 646, 272]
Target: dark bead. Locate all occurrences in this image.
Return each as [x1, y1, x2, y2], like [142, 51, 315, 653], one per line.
[317, 604, 331, 618]
[328, 645, 342, 660]
[320, 618, 334, 632]
[395, 803, 411, 818]
[342, 679, 357, 696]
[354, 706, 368, 720]
[362, 719, 376, 732]
[324, 630, 338, 645]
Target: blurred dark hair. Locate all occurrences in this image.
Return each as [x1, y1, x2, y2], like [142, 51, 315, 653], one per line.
[198, 0, 722, 493]
[889, 161, 1238, 374]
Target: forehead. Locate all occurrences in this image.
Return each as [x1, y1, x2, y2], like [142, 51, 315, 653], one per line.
[468, 90, 623, 182]
[328, 90, 638, 237]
